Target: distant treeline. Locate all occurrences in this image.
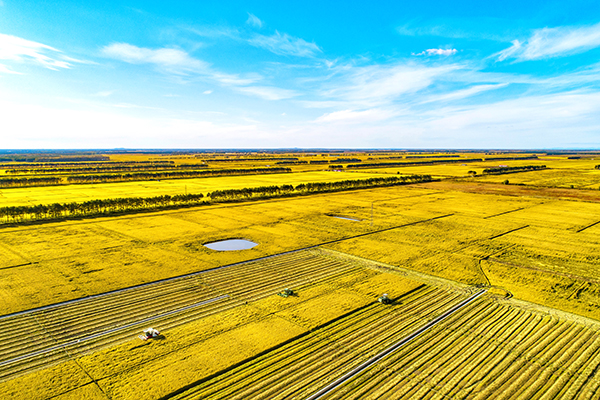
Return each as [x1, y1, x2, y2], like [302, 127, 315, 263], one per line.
[0, 167, 290, 188]
[332, 158, 362, 163]
[199, 157, 300, 162]
[0, 175, 432, 225]
[5, 163, 208, 175]
[309, 160, 329, 164]
[482, 156, 538, 161]
[347, 158, 484, 169]
[482, 165, 546, 174]
[1, 161, 174, 170]
[0, 177, 62, 188]
[405, 155, 460, 159]
[65, 167, 291, 184]
[275, 161, 308, 165]
[595, 165, 600, 169]
[0, 155, 109, 163]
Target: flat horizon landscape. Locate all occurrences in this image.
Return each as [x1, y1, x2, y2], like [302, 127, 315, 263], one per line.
[0, 149, 599, 399]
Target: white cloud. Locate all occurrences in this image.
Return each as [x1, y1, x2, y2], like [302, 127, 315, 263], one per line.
[246, 13, 263, 28]
[101, 43, 259, 87]
[0, 33, 74, 71]
[421, 83, 509, 103]
[497, 22, 600, 61]
[203, 90, 213, 94]
[414, 48, 457, 56]
[235, 86, 296, 100]
[249, 31, 321, 57]
[102, 43, 209, 72]
[324, 63, 458, 107]
[0, 63, 20, 74]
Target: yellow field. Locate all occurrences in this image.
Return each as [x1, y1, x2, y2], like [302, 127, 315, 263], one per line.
[0, 170, 393, 207]
[2, 153, 600, 399]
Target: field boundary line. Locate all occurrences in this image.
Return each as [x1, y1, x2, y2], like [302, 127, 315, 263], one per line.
[576, 220, 600, 233]
[0, 213, 453, 320]
[483, 207, 526, 219]
[0, 295, 229, 368]
[304, 289, 486, 400]
[488, 225, 529, 240]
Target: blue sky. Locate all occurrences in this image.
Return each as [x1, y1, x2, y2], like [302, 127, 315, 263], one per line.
[1, 0, 600, 149]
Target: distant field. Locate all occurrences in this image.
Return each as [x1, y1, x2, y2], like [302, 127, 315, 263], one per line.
[0, 170, 386, 207]
[473, 168, 600, 189]
[2, 152, 600, 399]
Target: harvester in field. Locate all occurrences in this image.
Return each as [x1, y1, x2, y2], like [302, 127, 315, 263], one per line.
[139, 328, 160, 341]
[278, 288, 294, 298]
[378, 293, 391, 304]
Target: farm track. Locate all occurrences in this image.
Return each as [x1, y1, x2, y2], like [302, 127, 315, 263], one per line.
[168, 292, 600, 400]
[0, 250, 362, 382]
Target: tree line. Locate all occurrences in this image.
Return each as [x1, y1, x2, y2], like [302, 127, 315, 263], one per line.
[0, 167, 291, 188]
[5, 163, 207, 175]
[347, 158, 484, 169]
[0, 177, 62, 188]
[0, 175, 432, 225]
[65, 167, 291, 184]
[482, 165, 546, 174]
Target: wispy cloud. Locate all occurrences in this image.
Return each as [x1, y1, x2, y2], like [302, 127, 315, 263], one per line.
[102, 43, 209, 73]
[0, 33, 76, 71]
[497, 22, 600, 61]
[322, 63, 459, 107]
[0, 63, 20, 74]
[246, 13, 263, 28]
[413, 48, 457, 56]
[249, 31, 321, 57]
[235, 85, 296, 100]
[421, 83, 509, 103]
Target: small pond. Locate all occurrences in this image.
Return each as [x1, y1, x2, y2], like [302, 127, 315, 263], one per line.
[204, 239, 258, 251]
[331, 216, 361, 222]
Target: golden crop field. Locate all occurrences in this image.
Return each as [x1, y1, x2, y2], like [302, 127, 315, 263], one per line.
[0, 170, 385, 207]
[1, 152, 599, 399]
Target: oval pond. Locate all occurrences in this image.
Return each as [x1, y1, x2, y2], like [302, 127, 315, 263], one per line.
[204, 239, 258, 251]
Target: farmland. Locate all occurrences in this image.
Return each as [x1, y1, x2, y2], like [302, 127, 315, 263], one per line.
[0, 150, 599, 399]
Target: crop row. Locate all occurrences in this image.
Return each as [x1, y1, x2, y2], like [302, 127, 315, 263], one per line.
[0, 249, 360, 381]
[319, 297, 600, 400]
[169, 285, 470, 399]
[169, 293, 600, 400]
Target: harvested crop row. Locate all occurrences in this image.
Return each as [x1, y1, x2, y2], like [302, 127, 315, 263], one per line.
[0, 249, 360, 382]
[319, 298, 600, 400]
[169, 286, 469, 400]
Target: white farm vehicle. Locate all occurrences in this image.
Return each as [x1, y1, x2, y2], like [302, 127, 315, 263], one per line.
[139, 328, 160, 341]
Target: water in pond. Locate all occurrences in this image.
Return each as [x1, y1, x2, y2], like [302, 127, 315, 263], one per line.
[332, 216, 361, 222]
[204, 239, 258, 251]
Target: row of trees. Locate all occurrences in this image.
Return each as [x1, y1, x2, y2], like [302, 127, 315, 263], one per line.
[347, 158, 484, 169]
[482, 165, 546, 174]
[2, 160, 174, 170]
[0, 175, 432, 225]
[0, 193, 206, 223]
[6, 163, 207, 175]
[0, 177, 61, 188]
[65, 167, 291, 184]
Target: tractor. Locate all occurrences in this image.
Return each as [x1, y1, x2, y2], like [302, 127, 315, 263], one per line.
[139, 327, 160, 341]
[278, 288, 294, 298]
[378, 293, 391, 304]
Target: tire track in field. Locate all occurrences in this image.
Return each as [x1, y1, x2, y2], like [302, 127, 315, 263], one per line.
[304, 289, 486, 400]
